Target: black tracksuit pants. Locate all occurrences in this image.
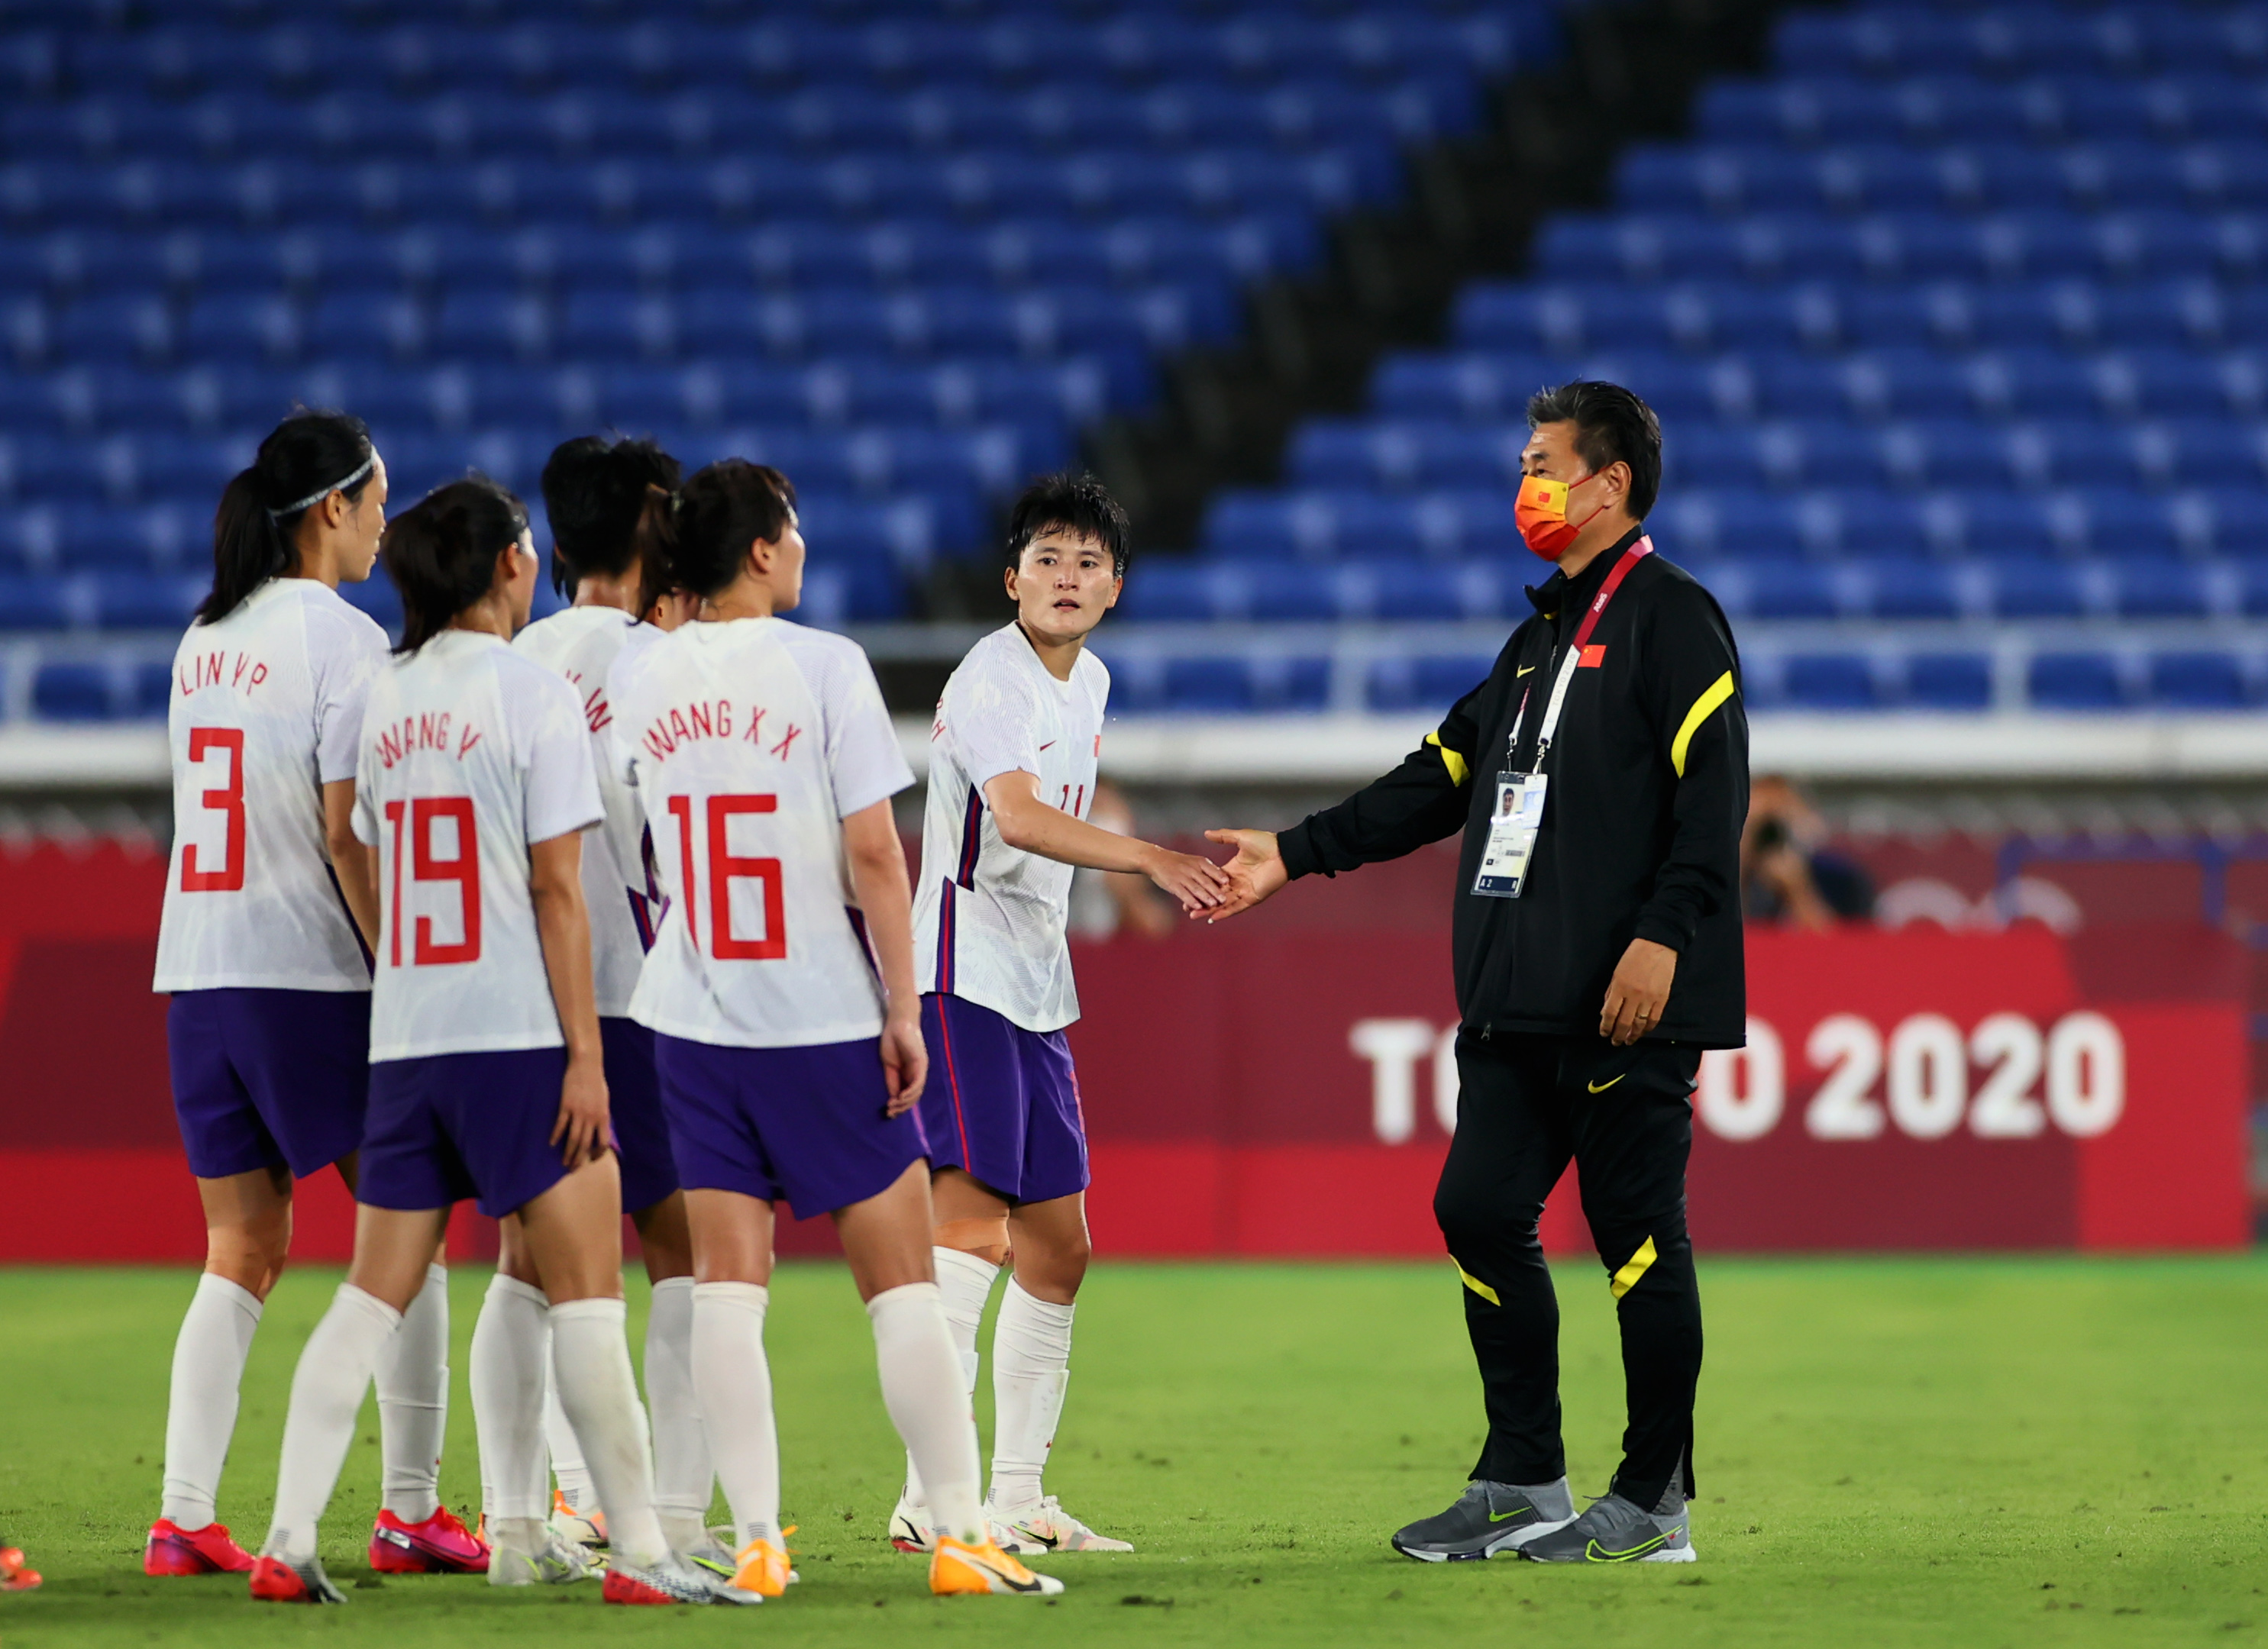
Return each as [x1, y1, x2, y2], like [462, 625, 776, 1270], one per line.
[1433, 1030, 1704, 1511]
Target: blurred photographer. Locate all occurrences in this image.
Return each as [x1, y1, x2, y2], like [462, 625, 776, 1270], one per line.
[1740, 775, 1874, 930]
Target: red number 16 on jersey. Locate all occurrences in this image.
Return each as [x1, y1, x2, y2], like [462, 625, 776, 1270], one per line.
[667, 793, 787, 960]
[383, 796, 482, 966]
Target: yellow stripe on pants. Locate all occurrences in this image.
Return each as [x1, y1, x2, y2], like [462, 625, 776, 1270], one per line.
[1609, 1237, 1659, 1299]
[1455, 1261, 1500, 1306]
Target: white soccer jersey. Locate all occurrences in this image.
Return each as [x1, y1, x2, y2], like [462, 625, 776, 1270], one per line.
[512, 605, 657, 1017]
[612, 616, 912, 1050]
[912, 624, 1108, 1034]
[351, 629, 603, 1063]
[153, 578, 389, 994]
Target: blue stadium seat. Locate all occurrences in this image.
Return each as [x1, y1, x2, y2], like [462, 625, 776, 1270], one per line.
[2148, 650, 2253, 708]
[0, 573, 70, 630]
[2028, 650, 2129, 708]
[1903, 651, 1993, 709]
[1366, 653, 1496, 713]
[1783, 652, 1879, 710]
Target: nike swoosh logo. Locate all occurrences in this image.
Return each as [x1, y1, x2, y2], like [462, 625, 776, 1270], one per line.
[1038, 741, 1055, 750]
[1587, 1073, 1626, 1093]
[1586, 1532, 1669, 1562]
[1487, 1507, 1533, 1524]
[967, 1554, 1047, 1593]
[1013, 1527, 1061, 1549]
[1516, 665, 1536, 676]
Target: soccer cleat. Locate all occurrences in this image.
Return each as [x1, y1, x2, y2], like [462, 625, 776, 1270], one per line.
[604, 1555, 760, 1606]
[550, 1489, 607, 1548]
[369, 1505, 489, 1573]
[724, 1535, 793, 1600]
[1518, 1491, 1695, 1564]
[987, 1495, 1133, 1554]
[0, 1547, 40, 1591]
[678, 1527, 739, 1580]
[1389, 1480, 1577, 1562]
[486, 1517, 600, 1587]
[887, 1495, 934, 1554]
[144, 1517, 256, 1576]
[249, 1554, 347, 1603]
[929, 1534, 1064, 1596]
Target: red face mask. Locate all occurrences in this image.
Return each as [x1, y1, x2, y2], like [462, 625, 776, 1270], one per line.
[1514, 470, 1610, 562]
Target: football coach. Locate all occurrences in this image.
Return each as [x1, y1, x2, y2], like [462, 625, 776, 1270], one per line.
[1207, 381, 1747, 1566]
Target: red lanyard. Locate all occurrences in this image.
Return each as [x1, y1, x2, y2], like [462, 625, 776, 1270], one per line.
[1570, 534, 1653, 652]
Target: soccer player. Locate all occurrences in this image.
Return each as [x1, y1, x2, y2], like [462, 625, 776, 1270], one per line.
[893, 474, 1231, 1556]
[508, 435, 713, 1560]
[610, 460, 1062, 1601]
[250, 477, 728, 1608]
[149, 411, 481, 1580]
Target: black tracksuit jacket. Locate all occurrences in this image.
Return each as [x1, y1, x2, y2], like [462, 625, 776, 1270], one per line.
[1278, 524, 1750, 1048]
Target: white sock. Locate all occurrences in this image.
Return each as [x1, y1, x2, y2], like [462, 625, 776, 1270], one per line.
[646, 1276, 713, 1543]
[265, 1284, 402, 1562]
[903, 1247, 997, 1509]
[541, 1363, 595, 1512]
[691, 1281, 777, 1550]
[868, 1282, 983, 1544]
[160, 1273, 263, 1530]
[375, 1263, 449, 1525]
[549, 1297, 668, 1569]
[990, 1280, 1075, 1511]
[469, 1274, 551, 1522]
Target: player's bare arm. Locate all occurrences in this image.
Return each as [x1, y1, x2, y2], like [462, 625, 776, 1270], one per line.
[982, 770, 1231, 912]
[321, 778, 380, 953]
[843, 797, 928, 1115]
[1199, 828, 1288, 923]
[528, 829, 609, 1167]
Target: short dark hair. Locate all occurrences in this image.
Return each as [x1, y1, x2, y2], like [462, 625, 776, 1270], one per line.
[381, 474, 528, 654]
[1004, 472, 1129, 576]
[636, 460, 798, 601]
[1525, 381, 1662, 520]
[540, 434, 681, 595]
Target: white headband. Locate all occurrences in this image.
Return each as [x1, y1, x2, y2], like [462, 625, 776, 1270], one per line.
[268, 456, 376, 521]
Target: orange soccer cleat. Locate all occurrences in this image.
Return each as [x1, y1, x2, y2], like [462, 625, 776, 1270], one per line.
[144, 1518, 255, 1576]
[929, 1534, 1064, 1596]
[725, 1534, 793, 1600]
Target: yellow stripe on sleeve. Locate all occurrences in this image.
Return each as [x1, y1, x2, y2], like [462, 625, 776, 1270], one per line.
[1608, 1236, 1659, 1299]
[1426, 731, 1470, 787]
[1669, 671, 1737, 779]
[1455, 1261, 1500, 1306]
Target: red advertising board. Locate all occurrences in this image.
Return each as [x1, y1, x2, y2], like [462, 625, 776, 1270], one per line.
[0, 845, 2248, 1261]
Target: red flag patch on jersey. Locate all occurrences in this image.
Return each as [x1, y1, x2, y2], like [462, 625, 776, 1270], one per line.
[1578, 645, 1607, 668]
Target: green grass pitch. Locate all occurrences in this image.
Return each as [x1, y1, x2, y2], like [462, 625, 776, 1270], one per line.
[0, 1257, 2263, 1647]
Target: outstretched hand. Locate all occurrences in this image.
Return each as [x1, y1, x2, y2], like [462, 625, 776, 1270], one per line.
[1140, 844, 1235, 914]
[1197, 828, 1287, 924]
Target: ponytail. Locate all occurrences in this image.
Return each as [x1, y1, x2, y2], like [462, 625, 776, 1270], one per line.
[380, 475, 529, 655]
[665, 460, 798, 599]
[198, 409, 375, 625]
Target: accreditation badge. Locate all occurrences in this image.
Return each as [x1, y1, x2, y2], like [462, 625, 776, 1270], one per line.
[1472, 770, 1548, 898]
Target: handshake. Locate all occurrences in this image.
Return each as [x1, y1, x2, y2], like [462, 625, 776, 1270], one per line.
[1127, 828, 1287, 926]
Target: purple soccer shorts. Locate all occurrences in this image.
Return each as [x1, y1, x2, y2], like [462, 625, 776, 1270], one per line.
[919, 992, 1089, 1206]
[358, 1046, 577, 1220]
[166, 988, 370, 1180]
[653, 1031, 928, 1221]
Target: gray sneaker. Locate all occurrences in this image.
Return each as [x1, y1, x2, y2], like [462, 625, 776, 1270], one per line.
[1389, 1480, 1576, 1562]
[1519, 1491, 1695, 1563]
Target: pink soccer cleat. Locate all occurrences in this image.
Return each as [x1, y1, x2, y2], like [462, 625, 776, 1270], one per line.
[144, 1517, 256, 1576]
[369, 1506, 490, 1573]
